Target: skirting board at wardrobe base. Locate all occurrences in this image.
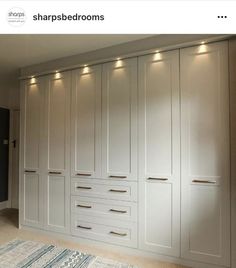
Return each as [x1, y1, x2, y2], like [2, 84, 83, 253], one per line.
[19, 224, 229, 268]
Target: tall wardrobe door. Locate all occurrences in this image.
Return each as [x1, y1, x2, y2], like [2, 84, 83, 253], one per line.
[19, 77, 45, 228]
[102, 58, 137, 181]
[181, 41, 230, 266]
[71, 65, 101, 179]
[44, 71, 71, 234]
[138, 50, 180, 256]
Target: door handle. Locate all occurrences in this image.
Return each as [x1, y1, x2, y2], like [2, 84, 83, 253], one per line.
[109, 189, 127, 193]
[109, 175, 127, 179]
[192, 179, 216, 184]
[148, 177, 168, 181]
[77, 225, 92, 230]
[77, 204, 92, 209]
[109, 209, 127, 214]
[49, 171, 62, 175]
[12, 139, 16, 148]
[109, 231, 127, 237]
[25, 170, 36, 173]
[76, 173, 92, 176]
[76, 186, 92, 190]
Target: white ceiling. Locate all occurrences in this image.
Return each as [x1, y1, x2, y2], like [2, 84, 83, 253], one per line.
[0, 34, 152, 79]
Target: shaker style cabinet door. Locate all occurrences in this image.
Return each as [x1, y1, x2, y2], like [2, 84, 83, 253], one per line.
[138, 50, 180, 257]
[180, 41, 230, 266]
[19, 77, 45, 228]
[44, 71, 71, 234]
[102, 58, 138, 181]
[71, 65, 102, 179]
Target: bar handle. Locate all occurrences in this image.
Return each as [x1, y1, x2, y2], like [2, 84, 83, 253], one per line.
[109, 175, 127, 179]
[192, 179, 216, 184]
[109, 209, 127, 214]
[148, 177, 168, 181]
[49, 171, 62, 175]
[77, 204, 92, 209]
[25, 170, 36, 173]
[76, 173, 92, 176]
[109, 189, 127, 193]
[77, 186, 92, 190]
[109, 231, 127, 237]
[77, 225, 92, 230]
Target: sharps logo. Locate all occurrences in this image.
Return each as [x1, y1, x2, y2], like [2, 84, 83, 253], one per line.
[7, 7, 26, 26]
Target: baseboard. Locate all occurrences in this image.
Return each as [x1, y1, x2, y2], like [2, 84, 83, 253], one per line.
[20, 224, 229, 268]
[0, 201, 8, 210]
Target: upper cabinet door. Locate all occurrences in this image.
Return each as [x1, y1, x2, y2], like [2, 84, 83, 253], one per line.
[138, 50, 180, 257]
[180, 42, 230, 266]
[44, 71, 71, 234]
[19, 77, 45, 228]
[102, 58, 138, 181]
[71, 65, 102, 179]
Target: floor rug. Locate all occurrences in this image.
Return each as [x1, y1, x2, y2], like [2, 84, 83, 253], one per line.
[0, 240, 137, 268]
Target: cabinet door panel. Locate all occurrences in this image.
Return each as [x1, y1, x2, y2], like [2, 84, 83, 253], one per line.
[47, 175, 66, 228]
[138, 50, 180, 257]
[71, 66, 101, 178]
[188, 185, 221, 255]
[44, 72, 71, 234]
[144, 181, 172, 246]
[20, 78, 45, 228]
[24, 174, 40, 224]
[46, 74, 69, 171]
[181, 41, 230, 266]
[102, 58, 137, 180]
[24, 82, 42, 171]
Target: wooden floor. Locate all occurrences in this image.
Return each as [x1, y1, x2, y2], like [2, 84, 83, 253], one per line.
[0, 209, 188, 268]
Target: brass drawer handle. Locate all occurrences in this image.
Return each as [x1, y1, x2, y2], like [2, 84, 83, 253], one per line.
[109, 231, 127, 237]
[109, 209, 127, 214]
[109, 175, 127, 179]
[77, 225, 92, 230]
[49, 171, 62, 175]
[76, 186, 92, 190]
[76, 173, 92, 176]
[192, 179, 216, 184]
[25, 170, 36, 173]
[77, 204, 92, 209]
[148, 177, 168, 181]
[109, 189, 127, 193]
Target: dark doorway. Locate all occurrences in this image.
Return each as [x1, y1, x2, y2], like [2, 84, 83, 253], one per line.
[0, 107, 9, 202]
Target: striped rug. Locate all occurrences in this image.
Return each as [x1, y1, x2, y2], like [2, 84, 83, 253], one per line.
[0, 240, 137, 268]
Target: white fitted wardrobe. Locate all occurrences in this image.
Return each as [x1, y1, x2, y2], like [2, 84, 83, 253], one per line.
[19, 41, 230, 267]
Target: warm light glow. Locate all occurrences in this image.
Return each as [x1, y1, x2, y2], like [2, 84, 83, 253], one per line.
[30, 76, 36, 83]
[55, 71, 61, 79]
[153, 51, 162, 61]
[201, 41, 205, 44]
[83, 66, 89, 73]
[199, 44, 207, 53]
[115, 59, 123, 67]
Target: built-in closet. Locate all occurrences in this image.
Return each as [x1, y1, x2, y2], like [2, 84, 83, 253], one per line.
[19, 40, 230, 268]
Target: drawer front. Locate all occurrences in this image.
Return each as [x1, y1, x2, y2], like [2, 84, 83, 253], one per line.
[71, 178, 137, 202]
[71, 196, 137, 222]
[71, 215, 137, 248]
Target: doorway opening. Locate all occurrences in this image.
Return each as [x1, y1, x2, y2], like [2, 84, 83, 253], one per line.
[0, 107, 10, 208]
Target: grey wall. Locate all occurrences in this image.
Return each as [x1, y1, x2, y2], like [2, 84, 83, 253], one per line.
[0, 73, 20, 110]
